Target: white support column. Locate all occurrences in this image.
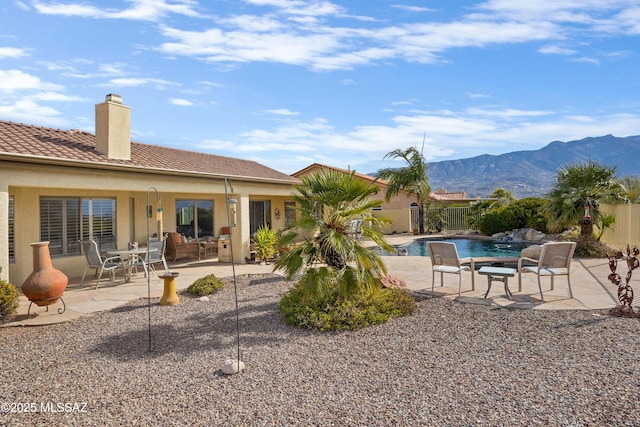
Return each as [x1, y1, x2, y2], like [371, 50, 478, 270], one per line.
[236, 193, 251, 263]
[0, 184, 8, 281]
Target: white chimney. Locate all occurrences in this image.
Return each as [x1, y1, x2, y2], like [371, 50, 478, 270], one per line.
[95, 94, 131, 160]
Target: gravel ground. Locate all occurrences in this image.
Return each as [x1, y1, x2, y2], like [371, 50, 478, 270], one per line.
[1, 273, 640, 427]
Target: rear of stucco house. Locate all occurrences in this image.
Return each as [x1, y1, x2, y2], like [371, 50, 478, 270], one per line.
[0, 94, 299, 286]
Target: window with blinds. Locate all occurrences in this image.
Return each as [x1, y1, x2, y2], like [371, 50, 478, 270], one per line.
[8, 196, 14, 263]
[40, 197, 116, 257]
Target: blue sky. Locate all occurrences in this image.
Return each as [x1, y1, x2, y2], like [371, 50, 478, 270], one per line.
[1, 1, 639, 175]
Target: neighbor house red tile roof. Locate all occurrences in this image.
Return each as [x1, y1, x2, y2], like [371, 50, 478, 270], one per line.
[291, 162, 388, 185]
[0, 120, 298, 183]
[430, 189, 469, 200]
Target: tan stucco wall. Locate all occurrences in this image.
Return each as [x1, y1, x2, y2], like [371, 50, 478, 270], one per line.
[601, 203, 640, 250]
[372, 209, 413, 234]
[2, 161, 296, 286]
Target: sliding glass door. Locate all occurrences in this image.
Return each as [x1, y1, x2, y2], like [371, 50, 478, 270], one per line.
[249, 200, 271, 234]
[176, 200, 214, 239]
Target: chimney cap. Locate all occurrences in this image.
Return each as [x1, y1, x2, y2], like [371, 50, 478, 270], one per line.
[105, 93, 123, 104]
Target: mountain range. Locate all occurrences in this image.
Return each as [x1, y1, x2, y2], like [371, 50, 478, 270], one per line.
[425, 134, 640, 198]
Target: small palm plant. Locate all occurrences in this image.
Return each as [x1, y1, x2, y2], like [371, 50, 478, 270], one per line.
[254, 225, 278, 264]
[274, 168, 393, 300]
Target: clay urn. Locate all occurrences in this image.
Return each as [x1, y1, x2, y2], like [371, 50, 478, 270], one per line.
[21, 241, 68, 306]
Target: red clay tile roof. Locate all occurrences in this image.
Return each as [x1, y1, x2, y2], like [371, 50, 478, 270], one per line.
[292, 162, 388, 185]
[0, 120, 298, 183]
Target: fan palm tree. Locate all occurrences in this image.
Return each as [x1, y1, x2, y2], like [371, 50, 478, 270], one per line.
[467, 188, 515, 229]
[545, 160, 625, 237]
[274, 168, 393, 300]
[619, 175, 640, 203]
[376, 147, 430, 234]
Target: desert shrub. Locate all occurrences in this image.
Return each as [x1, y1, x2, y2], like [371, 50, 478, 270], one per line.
[478, 209, 513, 235]
[0, 279, 20, 322]
[478, 197, 548, 235]
[186, 274, 224, 296]
[279, 284, 415, 332]
[566, 235, 614, 258]
[514, 198, 549, 232]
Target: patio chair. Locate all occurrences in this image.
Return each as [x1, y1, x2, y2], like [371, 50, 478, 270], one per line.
[132, 238, 169, 277]
[96, 234, 117, 257]
[517, 241, 576, 301]
[79, 239, 125, 289]
[347, 219, 363, 239]
[427, 241, 475, 296]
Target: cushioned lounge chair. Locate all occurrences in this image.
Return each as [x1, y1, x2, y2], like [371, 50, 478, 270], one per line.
[517, 242, 576, 301]
[165, 232, 201, 263]
[427, 241, 475, 296]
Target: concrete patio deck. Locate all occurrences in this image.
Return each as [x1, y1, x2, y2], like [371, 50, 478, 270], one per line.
[3, 235, 624, 327]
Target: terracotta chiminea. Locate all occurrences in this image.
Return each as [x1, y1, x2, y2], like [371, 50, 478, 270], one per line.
[22, 241, 68, 307]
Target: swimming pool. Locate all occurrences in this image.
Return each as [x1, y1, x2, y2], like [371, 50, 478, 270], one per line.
[380, 238, 534, 258]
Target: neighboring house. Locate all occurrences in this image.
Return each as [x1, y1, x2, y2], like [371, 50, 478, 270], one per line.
[0, 94, 299, 285]
[429, 188, 487, 205]
[292, 164, 491, 233]
[291, 163, 419, 210]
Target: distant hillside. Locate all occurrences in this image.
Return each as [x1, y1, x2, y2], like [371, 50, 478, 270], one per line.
[426, 134, 640, 198]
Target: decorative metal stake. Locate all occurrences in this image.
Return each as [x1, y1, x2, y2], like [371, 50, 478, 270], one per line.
[146, 187, 162, 351]
[607, 244, 638, 317]
[222, 177, 244, 374]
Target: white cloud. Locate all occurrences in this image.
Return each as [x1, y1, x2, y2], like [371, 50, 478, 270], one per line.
[0, 47, 27, 58]
[264, 108, 299, 116]
[31, 1, 640, 72]
[467, 92, 491, 99]
[538, 45, 577, 55]
[32, 0, 204, 21]
[0, 69, 63, 91]
[244, 0, 345, 17]
[391, 5, 435, 13]
[155, 10, 562, 71]
[466, 108, 554, 118]
[99, 77, 178, 88]
[572, 56, 600, 65]
[169, 98, 193, 106]
[28, 92, 86, 102]
[0, 99, 65, 126]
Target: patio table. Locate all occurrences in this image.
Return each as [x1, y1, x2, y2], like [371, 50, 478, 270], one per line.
[478, 266, 517, 300]
[107, 247, 157, 282]
[199, 240, 218, 259]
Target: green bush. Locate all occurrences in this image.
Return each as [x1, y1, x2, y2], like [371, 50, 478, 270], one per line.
[186, 274, 224, 296]
[279, 284, 416, 332]
[478, 209, 512, 235]
[478, 197, 548, 235]
[0, 279, 20, 322]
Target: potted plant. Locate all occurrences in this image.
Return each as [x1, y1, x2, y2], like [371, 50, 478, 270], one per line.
[254, 226, 278, 264]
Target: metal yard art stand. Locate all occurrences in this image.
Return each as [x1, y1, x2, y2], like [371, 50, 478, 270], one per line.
[146, 186, 164, 351]
[607, 244, 639, 317]
[221, 177, 245, 375]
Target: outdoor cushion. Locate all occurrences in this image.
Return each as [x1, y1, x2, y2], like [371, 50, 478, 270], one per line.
[173, 233, 182, 245]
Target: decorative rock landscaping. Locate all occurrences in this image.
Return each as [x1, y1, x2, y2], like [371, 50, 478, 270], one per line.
[1, 273, 638, 426]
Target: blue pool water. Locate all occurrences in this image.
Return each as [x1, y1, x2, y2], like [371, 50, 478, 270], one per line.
[381, 238, 533, 258]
